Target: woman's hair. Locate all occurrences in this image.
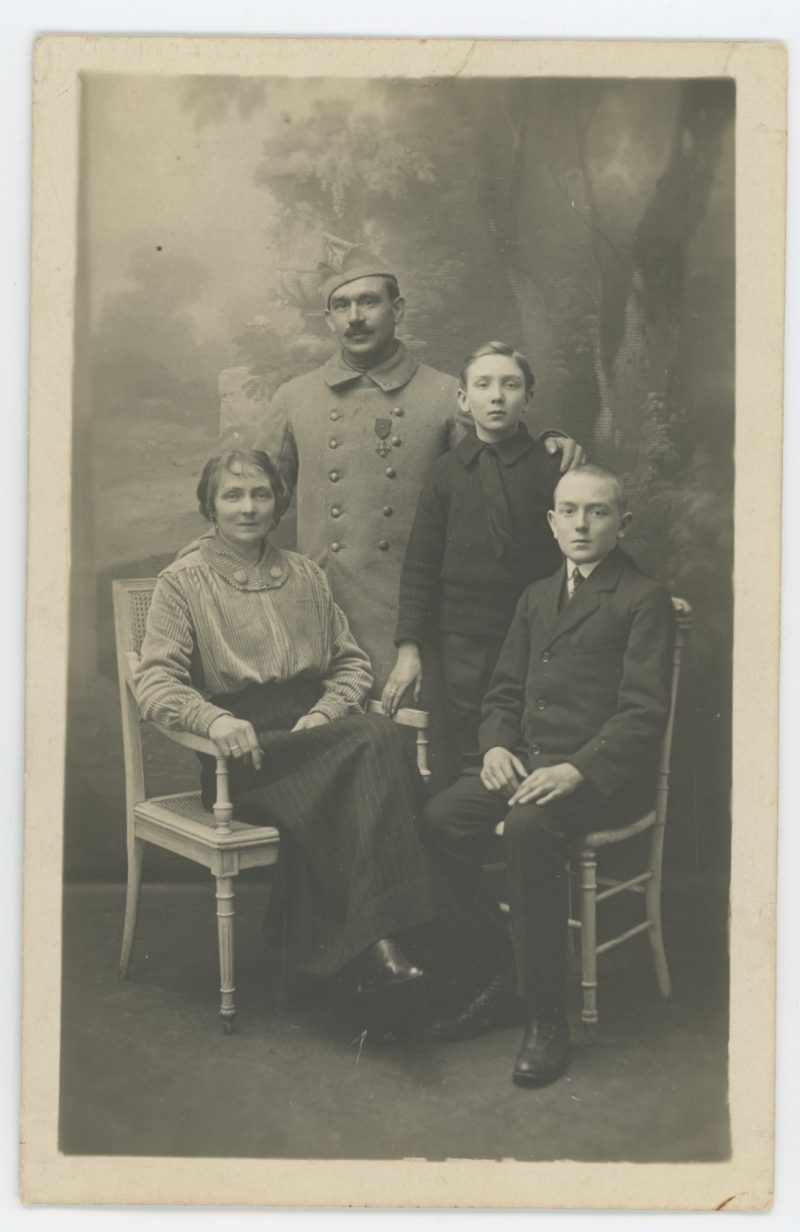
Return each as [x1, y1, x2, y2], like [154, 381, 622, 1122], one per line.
[196, 449, 290, 524]
[459, 340, 536, 396]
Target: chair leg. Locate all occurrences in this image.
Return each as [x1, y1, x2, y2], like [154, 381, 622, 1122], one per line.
[567, 873, 579, 975]
[579, 848, 599, 1041]
[119, 836, 145, 979]
[645, 873, 672, 999]
[215, 874, 237, 1033]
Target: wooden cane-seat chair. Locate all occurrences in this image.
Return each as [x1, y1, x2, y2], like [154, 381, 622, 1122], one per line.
[112, 578, 431, 1033]
[495, 597, 692, 1039]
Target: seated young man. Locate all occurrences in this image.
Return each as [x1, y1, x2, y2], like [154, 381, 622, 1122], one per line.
[421, 464, 675, 1088]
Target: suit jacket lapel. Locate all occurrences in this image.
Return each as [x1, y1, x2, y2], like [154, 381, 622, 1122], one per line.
[541, 549, 626, 648]
[538, 566, 568, 644]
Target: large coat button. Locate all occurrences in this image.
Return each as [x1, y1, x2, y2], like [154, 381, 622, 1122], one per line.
[392, 406, 404, 416]
[329, 410, 340, 421]
[329, 438, 340, 449]
[536, 698, 546, 711]
[269, 566, 282, 579]
[233, 569, 248, 585]
[385, 467, 396, 478]
[378, 540, 390, 551]
[391, 436, 402, 447]
[331, 506, 342, 518]
[331, 542, 342, 553]
[329, 471, 340, 482]
[383, 506, 393, 517]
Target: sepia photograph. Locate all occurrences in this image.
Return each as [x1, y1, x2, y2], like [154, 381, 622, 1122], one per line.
[21, 33, 786, 1211]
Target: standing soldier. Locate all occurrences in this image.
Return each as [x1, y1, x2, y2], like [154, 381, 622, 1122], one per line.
[257, 241, 584, 692]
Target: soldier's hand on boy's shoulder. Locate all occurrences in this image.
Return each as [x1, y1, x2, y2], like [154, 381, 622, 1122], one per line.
[508, 762, 585, 808]
[381, 642, 423, 716]
[481, 747, 528, 796]
[543, 433, 588, 473]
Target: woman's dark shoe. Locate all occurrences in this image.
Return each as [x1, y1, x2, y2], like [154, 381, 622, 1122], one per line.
[355, 938, 425, 989]
[512, 1008, 569, 1088]
[425, 972, 525, 1041]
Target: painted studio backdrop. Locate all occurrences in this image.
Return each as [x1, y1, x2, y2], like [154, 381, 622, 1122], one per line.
[67, 75, 734, 883]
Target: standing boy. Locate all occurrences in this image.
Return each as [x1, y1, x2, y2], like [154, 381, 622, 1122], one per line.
[382, 341, 564, 770]
[421, 465, 675, 1087]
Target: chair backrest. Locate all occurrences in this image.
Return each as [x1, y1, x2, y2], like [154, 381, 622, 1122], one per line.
[654, 597, 693, 826]
[112, 579, 160, 823]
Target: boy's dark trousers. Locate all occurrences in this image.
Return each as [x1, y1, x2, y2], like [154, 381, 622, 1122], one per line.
[439, 632, 507, 773]
[422, 769, 625, 1014]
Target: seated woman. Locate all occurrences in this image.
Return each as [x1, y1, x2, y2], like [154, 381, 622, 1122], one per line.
[134, 448, 441, 994]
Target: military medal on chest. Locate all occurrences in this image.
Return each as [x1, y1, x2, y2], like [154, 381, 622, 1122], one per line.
[374, 417, 392, 457]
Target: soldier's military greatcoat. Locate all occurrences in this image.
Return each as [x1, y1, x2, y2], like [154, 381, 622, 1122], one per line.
[257, 341, 460, 689]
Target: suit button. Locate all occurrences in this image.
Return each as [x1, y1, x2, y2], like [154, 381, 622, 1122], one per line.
[329, 410, 340, 421]
[378, 540, 390, 551]
[541, 651, 551, 663]
[331, 542, 342, 553]
[531, 744, 542, 756]
[536, 698, 546, 711]
[329, 438, 339, 449]
[331, 507, 342, 518]
[392, 406, 404, 416]
[329, 471, 340, 482]
[391, 436, 402, 446]
[269, 566, 282, 579]
[385, 467, 396, 478]
[233, 569, 248, 585]
[383, 506, 393, 517]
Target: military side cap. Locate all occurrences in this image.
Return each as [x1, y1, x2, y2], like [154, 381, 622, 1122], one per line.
[318, 235, 396, 306]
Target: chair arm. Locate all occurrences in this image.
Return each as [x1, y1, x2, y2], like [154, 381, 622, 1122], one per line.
[367, 698, 429, 730]
[151, 723, 235, 831]
[151, 723, 219, 757]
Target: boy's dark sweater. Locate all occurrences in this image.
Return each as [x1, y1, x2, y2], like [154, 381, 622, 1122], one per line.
[395, 423, 564, 645]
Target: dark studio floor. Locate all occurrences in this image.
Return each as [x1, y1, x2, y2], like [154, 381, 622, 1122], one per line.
[59, 874, 731, 1163]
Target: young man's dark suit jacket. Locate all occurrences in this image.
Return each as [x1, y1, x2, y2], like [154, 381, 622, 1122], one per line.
[479, 546, 675, 822]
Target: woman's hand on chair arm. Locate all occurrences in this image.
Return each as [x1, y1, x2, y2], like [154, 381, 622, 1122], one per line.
[208, 714, 263, 770]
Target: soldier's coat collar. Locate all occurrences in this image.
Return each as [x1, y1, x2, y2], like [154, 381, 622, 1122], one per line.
[456, 422, 537, 467]
[322, 340, 420, 393]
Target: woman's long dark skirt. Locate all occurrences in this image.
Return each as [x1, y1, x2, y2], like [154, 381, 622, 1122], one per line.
[199, 680, 442, 977]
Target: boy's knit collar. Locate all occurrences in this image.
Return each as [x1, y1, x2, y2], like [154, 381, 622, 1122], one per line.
[456, 422, 537, 467]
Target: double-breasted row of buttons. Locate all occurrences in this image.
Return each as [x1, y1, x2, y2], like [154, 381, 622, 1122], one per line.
[329, 436, 403, 448]
[330, 540, 391, 552]
[329, 406, 405, 419]
[325, 405, 404, 556]
[329, 468, 397, 480]
[330, 506, 393, 518]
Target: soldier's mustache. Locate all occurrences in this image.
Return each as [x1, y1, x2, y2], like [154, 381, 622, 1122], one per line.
[345, 326, 372, 337]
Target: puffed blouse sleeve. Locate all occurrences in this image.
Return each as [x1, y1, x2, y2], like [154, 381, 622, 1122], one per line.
[134, 573, 232, 737]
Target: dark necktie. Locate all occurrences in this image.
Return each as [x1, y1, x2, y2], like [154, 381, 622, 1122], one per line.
[570, 566, 584, 599]
[478, 445, 514, 560]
